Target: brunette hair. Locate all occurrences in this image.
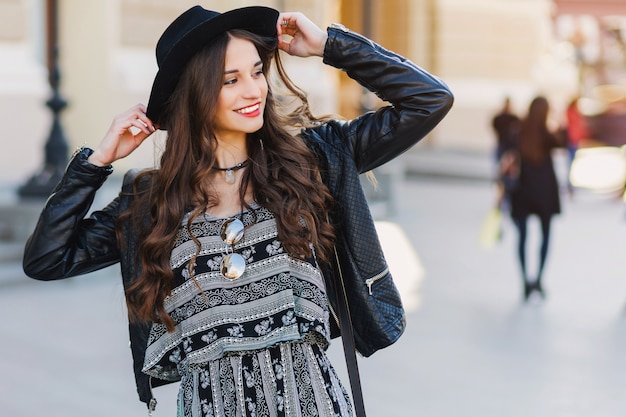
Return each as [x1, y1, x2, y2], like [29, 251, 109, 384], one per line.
[518, 96, 555, 165]
[119, 30, 335, 331]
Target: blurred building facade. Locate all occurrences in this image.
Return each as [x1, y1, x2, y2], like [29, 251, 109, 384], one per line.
[1, 0, 623, 187]
[553, 0, 626, 148]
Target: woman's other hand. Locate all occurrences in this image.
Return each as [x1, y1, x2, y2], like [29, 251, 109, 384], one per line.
[88, 103, 156, 166]
[277, 12, 328, 58]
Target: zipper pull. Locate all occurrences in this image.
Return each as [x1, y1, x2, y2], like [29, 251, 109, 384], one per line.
[148, 398, 157, 416]
[364, 268, 389, 296]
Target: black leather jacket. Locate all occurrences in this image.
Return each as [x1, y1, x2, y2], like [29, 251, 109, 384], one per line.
[23, 25, 453, 409]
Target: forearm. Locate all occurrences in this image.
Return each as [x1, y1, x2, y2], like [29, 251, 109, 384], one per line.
[322, 24, 454, 171]
[23, 147, 121, 280]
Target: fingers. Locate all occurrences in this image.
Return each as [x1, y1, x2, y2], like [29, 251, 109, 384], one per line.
[114, 104, 156, 149]
[94, 104, 156, 166]
[118, 103, 156, 135]
[277, 12, 295, 36]
[276, 12, 326, 57]
[276, 12, 295, 52]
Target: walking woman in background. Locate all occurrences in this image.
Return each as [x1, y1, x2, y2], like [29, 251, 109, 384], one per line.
[510, 96, 564, 301]
[22, 5, 453, 416]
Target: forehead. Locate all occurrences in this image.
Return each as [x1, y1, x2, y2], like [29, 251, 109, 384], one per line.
[224, 37, 261, 69]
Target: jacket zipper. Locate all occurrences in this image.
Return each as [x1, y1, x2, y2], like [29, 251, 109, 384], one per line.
[365, 267, 389, 295]
[147, 377, 157, 416]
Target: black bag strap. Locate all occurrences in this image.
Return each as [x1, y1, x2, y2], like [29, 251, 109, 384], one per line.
[332, 248, 367, 417]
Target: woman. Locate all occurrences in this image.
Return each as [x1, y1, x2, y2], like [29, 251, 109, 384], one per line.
[510, 96, 563, 301]
[23, 5, 453, 416]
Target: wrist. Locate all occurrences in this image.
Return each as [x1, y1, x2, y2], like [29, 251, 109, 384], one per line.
[317, 32, 328, 57]
[69, 146, 114, 178]
[87, 150, 109, 167]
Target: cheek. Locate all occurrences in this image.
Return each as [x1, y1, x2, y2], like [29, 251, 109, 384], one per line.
[259, 79, 269, 100]
[217, 89, 228, 105]
[216, 91, 233, 116]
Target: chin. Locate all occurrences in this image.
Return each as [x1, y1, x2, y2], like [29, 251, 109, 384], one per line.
[244, 119, 264, 133]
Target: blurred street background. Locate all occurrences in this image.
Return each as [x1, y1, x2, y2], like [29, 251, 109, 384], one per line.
[3, 0, 626, 416]
[3, 153, 626, 417]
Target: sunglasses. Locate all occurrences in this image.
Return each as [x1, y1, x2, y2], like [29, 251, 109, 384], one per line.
[220, 217, 246, 279]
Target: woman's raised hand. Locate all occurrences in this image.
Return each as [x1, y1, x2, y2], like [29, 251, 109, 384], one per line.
[88, 104, 156, 166]
[277, 12, 328, 58]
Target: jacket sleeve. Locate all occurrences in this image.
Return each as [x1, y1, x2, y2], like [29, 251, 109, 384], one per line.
[22, 147, 122, 280]
[318, 24, 454, 173]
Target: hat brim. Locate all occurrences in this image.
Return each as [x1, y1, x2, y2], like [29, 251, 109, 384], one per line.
[146, 6, 279, 127]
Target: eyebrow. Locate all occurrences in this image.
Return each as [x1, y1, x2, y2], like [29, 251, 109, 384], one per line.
[224, 60, 263, 75]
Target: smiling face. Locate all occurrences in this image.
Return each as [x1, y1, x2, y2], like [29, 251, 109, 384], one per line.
[213, 36, 268, 143]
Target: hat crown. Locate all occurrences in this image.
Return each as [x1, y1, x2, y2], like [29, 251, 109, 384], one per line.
[156, 6, 220, 67]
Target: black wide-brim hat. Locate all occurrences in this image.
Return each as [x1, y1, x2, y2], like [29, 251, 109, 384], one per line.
[146, 5, 279, 127]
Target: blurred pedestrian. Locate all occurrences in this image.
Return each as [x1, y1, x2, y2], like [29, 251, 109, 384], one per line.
[491, 96, 521, 211]
[492, 96, 520, 163]
[21, 5, 453, 416]
[564, 95, 589, 195]
[509, 96, 565, 301]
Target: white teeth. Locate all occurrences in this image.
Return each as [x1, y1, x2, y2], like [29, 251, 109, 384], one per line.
[237, 104, 260, 114]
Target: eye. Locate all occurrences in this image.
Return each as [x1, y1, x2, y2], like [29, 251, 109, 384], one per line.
[224, 77, 237, 86]
[253, 63, 264, 77]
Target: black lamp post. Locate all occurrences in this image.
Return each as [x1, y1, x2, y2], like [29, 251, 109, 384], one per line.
[18, 0, 69, 199]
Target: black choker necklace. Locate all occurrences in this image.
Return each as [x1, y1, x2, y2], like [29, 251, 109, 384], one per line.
[213, 160, 249, 184]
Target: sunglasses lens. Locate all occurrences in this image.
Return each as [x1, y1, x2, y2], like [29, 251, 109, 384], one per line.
[221, 218, 245, 245]
[221, 253, 246, 279]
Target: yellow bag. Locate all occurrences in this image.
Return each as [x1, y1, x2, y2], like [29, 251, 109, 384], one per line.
[479, 208, 502, 249]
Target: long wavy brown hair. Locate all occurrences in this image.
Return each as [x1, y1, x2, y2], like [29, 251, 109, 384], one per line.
[118, 30, 335, 331]
[518, 96, 557, 165]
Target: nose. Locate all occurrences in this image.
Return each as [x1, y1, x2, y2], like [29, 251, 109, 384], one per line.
[241, 76, 262, 98]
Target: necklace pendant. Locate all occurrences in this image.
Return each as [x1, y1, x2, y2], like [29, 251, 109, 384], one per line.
[214, 159, 248, 184]
[224, 169, 235, 184]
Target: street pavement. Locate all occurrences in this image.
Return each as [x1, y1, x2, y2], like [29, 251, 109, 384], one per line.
[2, 157, 626, 417]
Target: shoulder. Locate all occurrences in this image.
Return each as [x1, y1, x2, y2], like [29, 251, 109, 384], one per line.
[122, 168, 156, 194]
[301, 120, 352, 158]
[123, 169, 141, 187]
[303, 119, 346, 140]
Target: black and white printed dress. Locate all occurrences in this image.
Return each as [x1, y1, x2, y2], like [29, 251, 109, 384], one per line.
[142, 204, 353, 417]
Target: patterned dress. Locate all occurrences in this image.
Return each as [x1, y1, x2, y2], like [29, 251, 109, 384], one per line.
[142, 204, 353, 417]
